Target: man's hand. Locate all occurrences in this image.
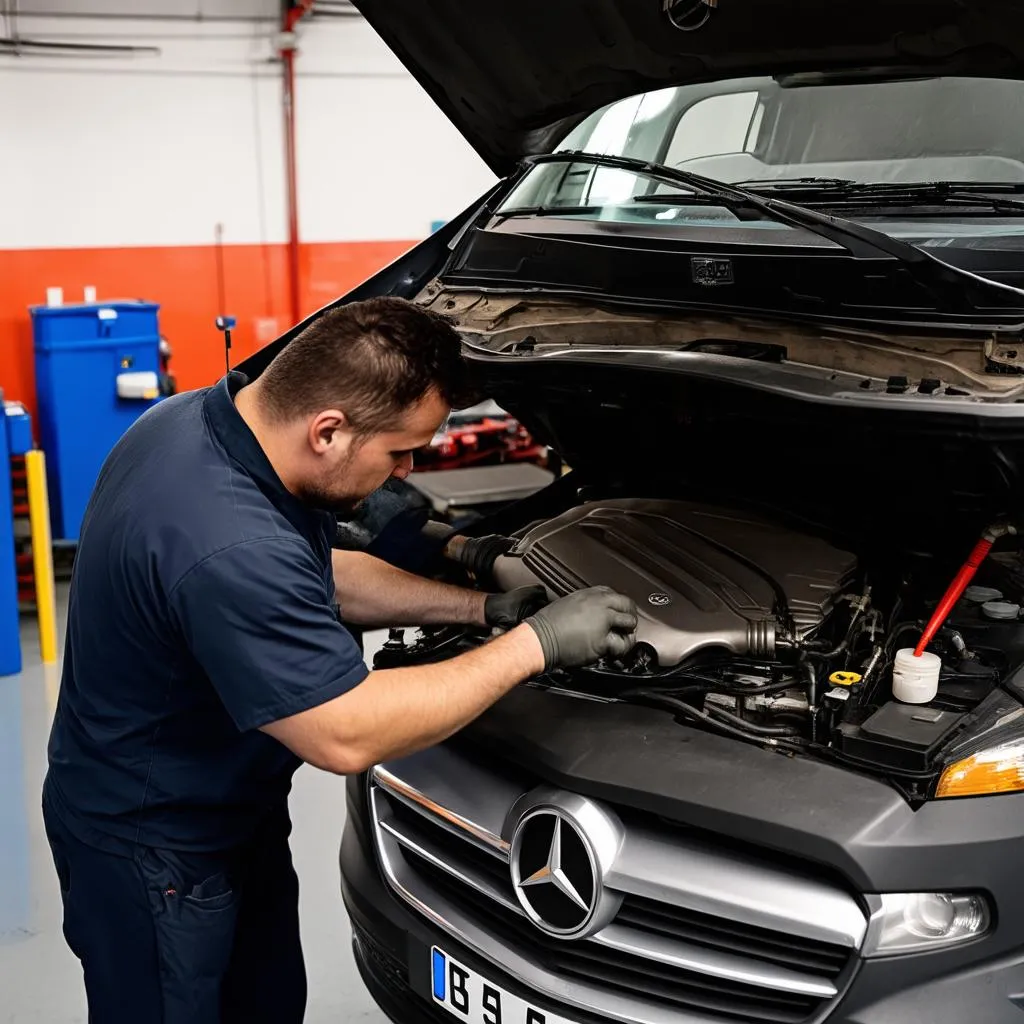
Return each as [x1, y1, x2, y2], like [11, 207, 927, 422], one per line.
[484, 585, 549, 631]
[446, 534, 515, 586]
[525, 587, 639, 669]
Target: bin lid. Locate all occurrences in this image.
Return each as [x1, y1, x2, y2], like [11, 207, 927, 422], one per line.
[29, 300, 159, 317]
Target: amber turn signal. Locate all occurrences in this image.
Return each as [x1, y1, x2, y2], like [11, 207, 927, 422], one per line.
[937, 740, 1024, 798]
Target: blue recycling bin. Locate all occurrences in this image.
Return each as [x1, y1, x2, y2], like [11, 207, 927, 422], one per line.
[30, 301, 163, 541]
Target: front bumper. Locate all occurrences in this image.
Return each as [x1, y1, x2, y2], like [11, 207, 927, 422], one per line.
[342, 776, 1024, 1024]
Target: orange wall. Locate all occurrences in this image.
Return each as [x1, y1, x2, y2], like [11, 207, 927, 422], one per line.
[0, 239, 415, 425]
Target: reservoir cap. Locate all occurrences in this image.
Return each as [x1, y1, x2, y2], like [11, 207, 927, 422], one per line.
[982, 601, 1021, 622]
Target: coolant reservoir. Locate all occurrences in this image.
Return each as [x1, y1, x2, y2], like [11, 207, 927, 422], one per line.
[892, 648, 941, 704]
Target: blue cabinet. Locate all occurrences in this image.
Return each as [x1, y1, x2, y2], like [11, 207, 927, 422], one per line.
[31, 301, 163, 541]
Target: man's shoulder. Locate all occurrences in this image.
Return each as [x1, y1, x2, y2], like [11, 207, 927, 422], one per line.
[84, 388, 299, 586]
[126, 387, 206, 436]
[103, 388, 212, 479]
[169, 532, 324, 606]
[132, 485, 296, 595]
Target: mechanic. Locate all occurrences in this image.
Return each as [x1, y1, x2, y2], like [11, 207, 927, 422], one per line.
[42, 297, 638, 1024]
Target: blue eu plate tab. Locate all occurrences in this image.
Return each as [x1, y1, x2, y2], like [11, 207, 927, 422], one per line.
[432, 948, 447, 1001]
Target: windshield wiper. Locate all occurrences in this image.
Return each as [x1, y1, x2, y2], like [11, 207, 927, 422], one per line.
[733, 179, 1024, 214]
[496, 203, 603, 217]
[524, 152, 1024, 314]
[737, 179, 1024, 194]
[732, 176, 858, 189]
[631, 192, 755, 205]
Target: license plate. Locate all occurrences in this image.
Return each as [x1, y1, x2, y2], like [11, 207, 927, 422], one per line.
[430, 947, 579, 1024]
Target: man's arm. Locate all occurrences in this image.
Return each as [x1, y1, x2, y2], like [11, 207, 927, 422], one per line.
[262, 623, 544, 773]
[262, 587, 638, 774]
[172, 538, 636, 777]
[333, 549, 487, 627]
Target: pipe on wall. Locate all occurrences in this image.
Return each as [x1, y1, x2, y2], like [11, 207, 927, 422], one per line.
[281, 0, 313, 327]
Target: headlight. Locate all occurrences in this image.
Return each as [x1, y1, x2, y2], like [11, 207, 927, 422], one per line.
[863, 893, 990, 956]
[937, 739, 1024, 798]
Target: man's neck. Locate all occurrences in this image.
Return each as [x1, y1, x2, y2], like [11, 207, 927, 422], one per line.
[234, 382, 301, 496]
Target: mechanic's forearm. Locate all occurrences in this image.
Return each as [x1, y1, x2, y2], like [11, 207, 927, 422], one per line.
[266, 624, 545, 774]
[332, 549, 487, 627]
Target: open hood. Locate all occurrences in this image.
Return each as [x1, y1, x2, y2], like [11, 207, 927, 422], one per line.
[353, 0, 1024, 173]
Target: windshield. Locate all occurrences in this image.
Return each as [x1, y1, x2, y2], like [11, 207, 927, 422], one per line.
[559, 76, 1024, 186]
[497, 77, 1024, 227]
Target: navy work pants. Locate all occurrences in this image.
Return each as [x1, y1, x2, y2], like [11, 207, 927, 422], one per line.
[43, 796, 306, 1024]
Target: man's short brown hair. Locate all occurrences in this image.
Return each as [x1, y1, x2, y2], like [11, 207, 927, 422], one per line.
[258, 297, 471, 433]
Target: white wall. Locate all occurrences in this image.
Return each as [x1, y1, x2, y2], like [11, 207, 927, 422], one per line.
[0, 12, 496, 250]
[296, 19, 497, 243]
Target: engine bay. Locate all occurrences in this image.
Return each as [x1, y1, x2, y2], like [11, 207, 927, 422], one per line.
[375, 496, 1024, 801]
[490, 500, 857, 667]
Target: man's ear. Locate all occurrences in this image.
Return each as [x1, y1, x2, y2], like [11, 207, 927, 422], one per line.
[308, 409, 350, 454]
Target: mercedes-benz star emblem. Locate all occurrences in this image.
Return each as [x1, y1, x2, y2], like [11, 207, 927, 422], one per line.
[510, 810, 599, 938]
[648, 592, 672, 606]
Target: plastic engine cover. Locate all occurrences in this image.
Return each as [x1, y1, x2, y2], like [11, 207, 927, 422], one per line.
[491, 499, 857, 667]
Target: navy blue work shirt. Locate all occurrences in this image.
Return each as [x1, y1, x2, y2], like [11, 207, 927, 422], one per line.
[44, 372, 368, 853]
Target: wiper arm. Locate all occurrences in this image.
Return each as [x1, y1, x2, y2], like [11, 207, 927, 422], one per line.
[732, 176, 857, 189]
[826, 180, 1024, 197]
[631, 192, 753, 206]
[738, 178, 1024, 213]
[496, 203, 603, 218]
[528, 152, 1024, 313]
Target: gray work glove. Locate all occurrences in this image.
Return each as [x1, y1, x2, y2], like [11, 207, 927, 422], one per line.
[485, 585, 549, 631]
[451, 534, 515, 586]
[525, 586, 639, 670]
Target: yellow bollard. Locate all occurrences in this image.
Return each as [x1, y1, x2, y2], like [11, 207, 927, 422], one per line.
[24, 450, 58, 664]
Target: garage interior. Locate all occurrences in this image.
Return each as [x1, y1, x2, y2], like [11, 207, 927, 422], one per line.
[5, 2, 1024, 1023]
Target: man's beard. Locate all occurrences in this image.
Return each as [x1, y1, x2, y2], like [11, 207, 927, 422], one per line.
[303, 490, 364, 514]
[295, 452, 366, 514]
[297, 482, 365, 515]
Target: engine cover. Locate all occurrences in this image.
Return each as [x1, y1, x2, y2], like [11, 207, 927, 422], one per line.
[492, 500, 857, 667]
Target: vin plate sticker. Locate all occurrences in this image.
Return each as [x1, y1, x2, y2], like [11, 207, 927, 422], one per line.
[430, 947, 579, 1024]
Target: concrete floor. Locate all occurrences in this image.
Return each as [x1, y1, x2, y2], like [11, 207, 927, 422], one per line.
[0, 585, 388, 1024]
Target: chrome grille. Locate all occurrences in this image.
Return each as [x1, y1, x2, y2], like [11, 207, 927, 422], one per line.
[616, 896, 849, 980]
[370, 748, 865, 1024]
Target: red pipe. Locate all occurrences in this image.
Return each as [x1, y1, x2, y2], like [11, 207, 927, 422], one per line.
[914, 523, 1017, 656]
[281, 1, 314, 327]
